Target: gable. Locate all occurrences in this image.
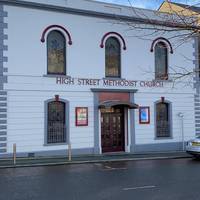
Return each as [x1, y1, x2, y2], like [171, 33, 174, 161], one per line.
[158, 1, 197, 16]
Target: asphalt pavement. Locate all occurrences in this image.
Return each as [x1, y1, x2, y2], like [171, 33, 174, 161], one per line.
[0, 157, 199, 200]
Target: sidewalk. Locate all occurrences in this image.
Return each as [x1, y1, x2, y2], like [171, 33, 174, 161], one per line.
[0, 151, 192, 169]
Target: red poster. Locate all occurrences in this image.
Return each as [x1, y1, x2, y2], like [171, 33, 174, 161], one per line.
[76, 107, 88, 126]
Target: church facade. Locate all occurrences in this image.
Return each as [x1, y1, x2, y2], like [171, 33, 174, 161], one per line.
[0, 0, 196, 157]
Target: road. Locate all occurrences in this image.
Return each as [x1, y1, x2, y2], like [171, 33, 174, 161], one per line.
[0, 158, 200, 200]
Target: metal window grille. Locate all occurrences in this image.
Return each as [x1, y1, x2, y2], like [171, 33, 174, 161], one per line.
[156, 102, 170, 137]
[47, 101, 66, 144]
[156, 121, 170, 137]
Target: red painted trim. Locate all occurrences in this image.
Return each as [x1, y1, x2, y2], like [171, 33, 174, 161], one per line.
[99, 92, 130, 102]
[55, 95, 59, 102]
[161, 97, 165, 103]
[100, 32, 127, 50]
[75, 107, 88, 126]
[40, 25, 73, 45]
[139, 106, 150, 124]
[150, 37, 173, 54]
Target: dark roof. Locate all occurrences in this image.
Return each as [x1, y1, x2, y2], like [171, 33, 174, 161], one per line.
[172, 2, 200, 13]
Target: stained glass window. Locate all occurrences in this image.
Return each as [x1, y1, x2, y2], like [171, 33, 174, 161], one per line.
[47, 101, 66, 143]
[47, 30, 66, 75]
[105, 37, 121, 77]
[156, 102, 170, 138]
[155, 42, 168, 80]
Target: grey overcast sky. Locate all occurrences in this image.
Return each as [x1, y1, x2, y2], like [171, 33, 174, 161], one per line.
[96, 0, 200, 10]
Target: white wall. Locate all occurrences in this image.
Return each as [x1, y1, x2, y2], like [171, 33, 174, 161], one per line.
[3, 6, 195, 84]
[3, 3, 196, 153]
[134, 92, 195, 144]
[7, 90, 94, 153]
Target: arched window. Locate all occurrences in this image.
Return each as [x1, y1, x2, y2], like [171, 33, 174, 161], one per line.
[47, 30, 66, 75]
[47, 101, 66, 143]
[156, 101, 171, 138]
[105, 37, 121, 78]
[155, 42, 168, 80]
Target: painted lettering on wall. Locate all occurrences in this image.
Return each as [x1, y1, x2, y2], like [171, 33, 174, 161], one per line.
[56, 77, 164, 88]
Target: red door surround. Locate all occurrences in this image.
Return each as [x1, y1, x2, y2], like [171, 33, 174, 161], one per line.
[99, 92, 130, 102]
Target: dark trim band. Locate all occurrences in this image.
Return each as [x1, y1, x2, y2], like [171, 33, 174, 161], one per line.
[40, 24, 72, 45]
[100, 32, 127, 50]
[91, 88, 138, 93]
[150, 37, 173, 54]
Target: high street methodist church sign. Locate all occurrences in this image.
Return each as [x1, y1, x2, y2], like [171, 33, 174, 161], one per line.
[56, 77, 164, 88]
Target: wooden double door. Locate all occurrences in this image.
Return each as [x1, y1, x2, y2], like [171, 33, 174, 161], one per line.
[101, 107, 125, 153]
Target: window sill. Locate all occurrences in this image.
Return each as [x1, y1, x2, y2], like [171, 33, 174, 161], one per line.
[153, 79, 173, 82]
[154, 136, 173, 140]
[103, 77, 125, 80]
[43, 74, 71, 78]
[44, 142, 68, 146]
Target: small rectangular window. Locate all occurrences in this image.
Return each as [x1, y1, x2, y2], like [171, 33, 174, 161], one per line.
[47, 101, 66, 144]
[156, 102, 171, 138]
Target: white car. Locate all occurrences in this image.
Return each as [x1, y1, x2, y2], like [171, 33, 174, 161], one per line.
[186, 136, 200, 158]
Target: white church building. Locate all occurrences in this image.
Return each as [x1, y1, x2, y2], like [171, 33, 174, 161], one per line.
[0, 0, 196, 157]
